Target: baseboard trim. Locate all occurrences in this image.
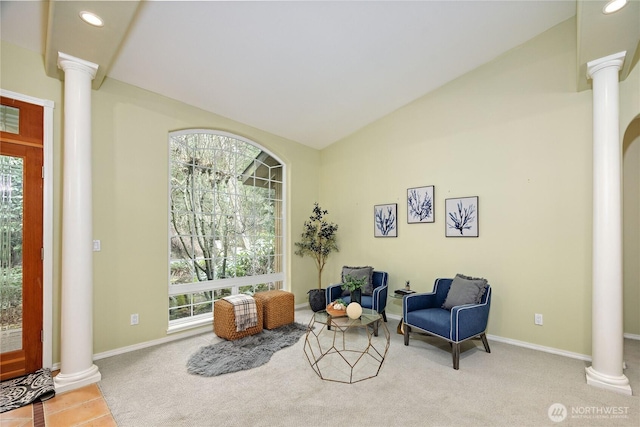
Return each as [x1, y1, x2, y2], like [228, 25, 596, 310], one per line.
[48, 310, 636, 370]
[486, 334, 592, 362]
[385, 313, 595, 362]
[388, 313, 640, 361]
[93, 325, 213, 362]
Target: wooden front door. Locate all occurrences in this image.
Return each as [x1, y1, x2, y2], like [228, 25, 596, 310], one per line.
[0, 97, 44, 380]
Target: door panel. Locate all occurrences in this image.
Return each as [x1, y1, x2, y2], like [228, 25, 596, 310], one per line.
[0, 98, 43, 380]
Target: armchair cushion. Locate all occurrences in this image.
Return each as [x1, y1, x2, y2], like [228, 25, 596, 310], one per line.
[341, 266, 374, 295]
[442, 273, 488, 309]
[405, 307, 451, 338]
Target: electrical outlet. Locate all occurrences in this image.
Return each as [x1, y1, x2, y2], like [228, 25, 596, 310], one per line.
[130, 313, 139, 325]
[93, 240, 101, 251]
[534, 313, 543, 325]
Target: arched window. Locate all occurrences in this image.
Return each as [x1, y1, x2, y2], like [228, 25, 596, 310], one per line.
[168, 130, 285, 330]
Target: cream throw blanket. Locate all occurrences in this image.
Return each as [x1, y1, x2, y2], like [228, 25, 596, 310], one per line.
[223, 295, 258, 332]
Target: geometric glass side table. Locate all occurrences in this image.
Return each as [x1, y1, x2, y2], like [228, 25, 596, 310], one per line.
[303, 308, 390, 384]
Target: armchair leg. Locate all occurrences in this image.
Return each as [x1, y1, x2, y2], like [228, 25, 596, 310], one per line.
[480, 333, 491, 353]
[381, 310, 387, 322]
[452, 343, 460, 370]
[403, 324, 410, 346]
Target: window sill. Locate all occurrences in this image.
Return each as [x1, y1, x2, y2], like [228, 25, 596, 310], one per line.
[167, 315, 212, 334]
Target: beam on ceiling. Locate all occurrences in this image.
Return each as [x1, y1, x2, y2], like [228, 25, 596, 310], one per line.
[44, 0, 141, 90]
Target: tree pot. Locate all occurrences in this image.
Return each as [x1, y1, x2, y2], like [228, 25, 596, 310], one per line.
[350, 288, 362, 306]
[308, 289, 326, 312]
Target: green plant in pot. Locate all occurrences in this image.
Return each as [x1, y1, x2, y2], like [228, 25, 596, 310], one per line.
[294, 203, 339, 312]
[341, 274, 367, 306]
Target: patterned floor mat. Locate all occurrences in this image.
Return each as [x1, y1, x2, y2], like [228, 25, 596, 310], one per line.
[0, 368, 55, 413]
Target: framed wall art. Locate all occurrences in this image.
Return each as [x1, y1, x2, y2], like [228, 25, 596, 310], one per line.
[445, 196, 478, 237]
[374, 203, 397, 237]
[407, 185, 434, 223]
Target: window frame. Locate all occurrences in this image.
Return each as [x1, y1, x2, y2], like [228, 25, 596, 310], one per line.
[167, 129, 286, 333]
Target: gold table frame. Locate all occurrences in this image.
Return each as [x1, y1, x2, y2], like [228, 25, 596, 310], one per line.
[303, 308, 390, 384]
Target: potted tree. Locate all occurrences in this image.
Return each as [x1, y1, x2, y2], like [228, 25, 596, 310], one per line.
[295, 203, 339, 311]
[341, 275, 367, 306]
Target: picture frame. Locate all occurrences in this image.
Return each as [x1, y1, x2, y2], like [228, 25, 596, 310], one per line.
[374, 203, 398, 237]
[407, 185, 434, 223]
[445, 196, 478, 237]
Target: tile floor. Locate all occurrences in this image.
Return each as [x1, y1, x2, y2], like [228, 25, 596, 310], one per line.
[0, 383, 116, 427]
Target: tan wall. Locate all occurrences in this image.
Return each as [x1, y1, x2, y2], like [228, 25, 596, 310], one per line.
[623, 120, 640, 337]
[320, 18, 599, 355]
[1, 41, 321, 359]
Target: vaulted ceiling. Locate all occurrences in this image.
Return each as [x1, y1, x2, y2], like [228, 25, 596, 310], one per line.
[1, 1, 638, 149]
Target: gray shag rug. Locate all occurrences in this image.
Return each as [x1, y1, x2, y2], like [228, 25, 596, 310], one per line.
[186, 322, 308, 377]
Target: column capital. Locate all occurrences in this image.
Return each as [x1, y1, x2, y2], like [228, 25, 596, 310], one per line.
[587, 51, 626, 80]
[57, 52, 99, 80]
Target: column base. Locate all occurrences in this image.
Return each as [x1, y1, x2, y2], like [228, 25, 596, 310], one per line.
[53, 364, 102, 394]
[585, 366, 632, 395]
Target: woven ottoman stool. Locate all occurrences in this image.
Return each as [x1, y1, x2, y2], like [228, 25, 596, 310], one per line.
[214, 297, 263, 340]
[254, 290, 294, 330]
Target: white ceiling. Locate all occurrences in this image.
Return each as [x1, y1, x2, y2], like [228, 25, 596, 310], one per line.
[1, 1, 582, 149]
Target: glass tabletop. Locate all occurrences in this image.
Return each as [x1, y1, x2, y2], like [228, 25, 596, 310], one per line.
[313, 308, 381, 328]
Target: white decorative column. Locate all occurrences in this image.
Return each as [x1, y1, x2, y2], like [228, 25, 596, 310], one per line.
[54, 52, 101, 393]
[585, 51, 631, 395]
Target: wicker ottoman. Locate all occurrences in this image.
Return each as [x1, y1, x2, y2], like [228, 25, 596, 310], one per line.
[213, 297, 263, 340]
[254, 290, 295, 330]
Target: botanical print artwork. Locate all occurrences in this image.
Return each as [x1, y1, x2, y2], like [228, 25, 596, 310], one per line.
[445, 196, 478, 237]
[374, 203, 397, 237]
[407, 186, 434, 223]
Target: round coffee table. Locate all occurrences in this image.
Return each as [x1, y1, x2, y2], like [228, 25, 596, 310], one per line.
[303, 308, 390, 383]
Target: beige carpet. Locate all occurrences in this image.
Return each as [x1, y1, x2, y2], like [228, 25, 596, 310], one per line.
[96, 309, 639, 427]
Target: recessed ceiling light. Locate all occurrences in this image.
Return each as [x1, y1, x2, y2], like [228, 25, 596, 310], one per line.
[603, 0, 628, 14]
[79, 11, 104, 27]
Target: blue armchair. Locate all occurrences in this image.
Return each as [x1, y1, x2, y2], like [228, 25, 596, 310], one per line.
[403, 278, 491, 369]
[326, 271, 389, 322]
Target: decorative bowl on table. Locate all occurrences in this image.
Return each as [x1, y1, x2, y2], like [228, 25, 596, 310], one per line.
[326, 300, 348, 317]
